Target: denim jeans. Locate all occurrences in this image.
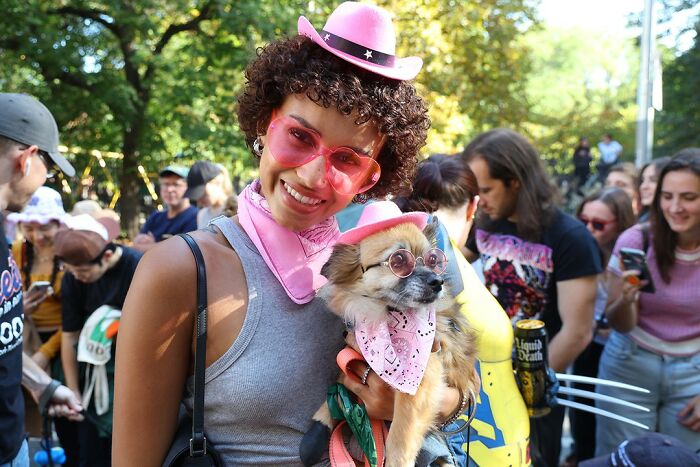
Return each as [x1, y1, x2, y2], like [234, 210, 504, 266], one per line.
[595, 331, 700, 455]
[0, 439, 28, 467]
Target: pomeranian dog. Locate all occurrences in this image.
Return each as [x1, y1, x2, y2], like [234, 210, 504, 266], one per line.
[300, 202, 479, 467]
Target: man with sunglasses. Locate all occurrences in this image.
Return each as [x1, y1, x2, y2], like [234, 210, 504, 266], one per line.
[54, 214, 141, 467]
[0, 93, 82, 467]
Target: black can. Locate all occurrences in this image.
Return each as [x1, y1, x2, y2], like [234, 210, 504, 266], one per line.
[514, 319, 550, 418]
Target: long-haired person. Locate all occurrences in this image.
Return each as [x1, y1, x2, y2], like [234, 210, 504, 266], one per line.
[112, 3, 474, 465]
[184, 161, 235, 228]
[462, 128, 601, 467]
[395, 153, 531, 465]
[597, 149, 700, 454]
[564, 187, 635, 465]
[637, 157, 670, 223]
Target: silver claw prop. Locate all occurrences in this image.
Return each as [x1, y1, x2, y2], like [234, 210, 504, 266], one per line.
[556, 373, 650, 393]
[556, 399, 649, 430]
[554, 373, 650, 429]
[557, 386, 650, 412]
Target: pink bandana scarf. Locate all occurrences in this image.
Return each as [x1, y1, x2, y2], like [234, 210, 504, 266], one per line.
[355, 307, 436, 395]
[237, 180, 340, 304]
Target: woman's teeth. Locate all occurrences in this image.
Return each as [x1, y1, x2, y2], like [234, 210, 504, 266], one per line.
[284, 182, 322, 206]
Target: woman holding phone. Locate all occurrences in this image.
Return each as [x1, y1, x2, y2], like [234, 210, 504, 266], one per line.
[597, 149, 700, 454]
[8, 186, 79, 466]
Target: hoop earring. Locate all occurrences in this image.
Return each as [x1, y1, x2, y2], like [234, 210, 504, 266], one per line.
[253, 137, 264, 157]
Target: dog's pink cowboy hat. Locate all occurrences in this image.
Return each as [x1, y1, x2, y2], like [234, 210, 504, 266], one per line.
[298, 2, 423, 81]
[338, 201, 428, 245]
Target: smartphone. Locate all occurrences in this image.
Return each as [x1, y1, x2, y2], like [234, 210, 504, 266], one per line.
[619, 248, 655, 293]
[27, 281, 52, 295]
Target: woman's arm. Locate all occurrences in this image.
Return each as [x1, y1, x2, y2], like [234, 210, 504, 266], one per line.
[604, 270, 642, 332]
[112, 238, 197, 466]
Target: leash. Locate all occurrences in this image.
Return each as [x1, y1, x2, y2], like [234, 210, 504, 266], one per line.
[330, 347, 387, 467]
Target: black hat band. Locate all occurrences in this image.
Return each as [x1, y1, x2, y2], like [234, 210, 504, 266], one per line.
[320, 30, 396, 67]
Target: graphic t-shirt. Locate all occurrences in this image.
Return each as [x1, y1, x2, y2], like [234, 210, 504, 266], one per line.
[468, 209, 601, 337]
[0, 223, 26, 463]
[140, 206, 198, 242]
[61, 246, 142, 332]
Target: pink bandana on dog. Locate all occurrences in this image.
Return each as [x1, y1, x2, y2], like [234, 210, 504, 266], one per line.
[355, 306, 436, 395]
[237, 180, 339, 304]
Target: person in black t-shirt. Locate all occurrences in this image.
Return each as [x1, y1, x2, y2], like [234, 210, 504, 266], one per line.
[54, 214, 142, 467]
[132, 165, 198, 252]
[0, 93, 82, 466]
[461, 128, 601, 467]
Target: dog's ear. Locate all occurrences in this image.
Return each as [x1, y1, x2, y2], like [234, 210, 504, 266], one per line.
[321, 243, 362, 285]
[422, 216, 439, 244]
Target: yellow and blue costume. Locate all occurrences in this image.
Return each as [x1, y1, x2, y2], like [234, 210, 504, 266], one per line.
[436, 223, 530, 466]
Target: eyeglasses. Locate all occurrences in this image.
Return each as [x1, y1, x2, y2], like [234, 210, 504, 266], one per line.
[362, 248, 448, 278]
[578, 215, 616, 231]
[266, 114, 381, 195]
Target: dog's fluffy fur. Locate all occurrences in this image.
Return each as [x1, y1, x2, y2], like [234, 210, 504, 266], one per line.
[301, 218, 478, 467]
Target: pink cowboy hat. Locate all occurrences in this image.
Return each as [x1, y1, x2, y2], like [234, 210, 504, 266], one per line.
[338, 200, 428, 245]
[298, 2, 423, 81]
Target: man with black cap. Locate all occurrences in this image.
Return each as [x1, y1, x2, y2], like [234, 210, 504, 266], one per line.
[0, 92, 82, 466]
[132, 165, 198, 252]
[56, 214, 142, 466]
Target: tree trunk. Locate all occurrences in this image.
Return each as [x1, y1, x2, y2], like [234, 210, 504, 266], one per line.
[120, 124, 142, 240]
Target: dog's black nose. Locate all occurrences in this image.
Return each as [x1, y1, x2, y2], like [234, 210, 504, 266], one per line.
[428, 275, 443, 293]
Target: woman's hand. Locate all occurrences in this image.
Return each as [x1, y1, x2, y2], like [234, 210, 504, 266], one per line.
[619, 269, 645, 305]
[340, 360, 396, 421]
[23, 288, 50, 315]
[678, 394, 700, 432]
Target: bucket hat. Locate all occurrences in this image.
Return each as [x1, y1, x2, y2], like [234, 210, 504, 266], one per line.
[7, 186, 67, 225]
[0, 93, 75, 177]
[337, 200, 428, 245]
[298, 2, 422, 81]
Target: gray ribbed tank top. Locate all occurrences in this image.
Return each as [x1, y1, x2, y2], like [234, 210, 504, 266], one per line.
[183, 216, 345, 465]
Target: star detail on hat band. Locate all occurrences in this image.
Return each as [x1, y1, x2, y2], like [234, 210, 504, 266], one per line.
[320, 30, 395, 67]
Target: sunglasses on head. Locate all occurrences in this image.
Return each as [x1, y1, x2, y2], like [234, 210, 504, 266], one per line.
[362, 248, 448, 278]
[266, 113, 381, 195]
[578, 215, 616, 231]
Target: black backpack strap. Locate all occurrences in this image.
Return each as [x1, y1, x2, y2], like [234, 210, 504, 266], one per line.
[178, 233, 208, 457]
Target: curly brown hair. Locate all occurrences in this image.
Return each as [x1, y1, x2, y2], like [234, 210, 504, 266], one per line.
[236, 35, 430, 201]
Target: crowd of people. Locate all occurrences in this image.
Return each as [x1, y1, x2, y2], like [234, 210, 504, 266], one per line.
[1, 2, 699, 467]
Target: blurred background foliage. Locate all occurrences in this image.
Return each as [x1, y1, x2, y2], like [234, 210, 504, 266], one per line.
[0, 0, 698, 235]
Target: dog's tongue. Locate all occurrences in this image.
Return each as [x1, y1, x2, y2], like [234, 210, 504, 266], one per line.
[355, 307, 436, 395]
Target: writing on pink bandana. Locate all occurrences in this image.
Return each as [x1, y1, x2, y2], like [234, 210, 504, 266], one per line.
[237, 180, 339, 304]
[355, 307, 436, 395]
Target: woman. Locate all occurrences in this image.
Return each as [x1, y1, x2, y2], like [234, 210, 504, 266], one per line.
[8, 186, 79, 467]
[395, 154, 531, 466]
[637, 157, 670, 223]
[184, 161, 235, 228]
[597, 149, 700, 454]
[605, 162, 640, 214]
[113, 3, 466, 465]
[572, 137, 593, 190]
[565, 187, 635, 465]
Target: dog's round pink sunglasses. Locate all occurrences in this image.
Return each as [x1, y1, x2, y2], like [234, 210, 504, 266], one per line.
[266, 112, 381, 195]
[362, 248, 448, 278]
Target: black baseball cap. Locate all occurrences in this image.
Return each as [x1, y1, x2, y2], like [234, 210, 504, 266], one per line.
[184, 161, 222, 201]
[580, 432, 700, 467]
[0, 93, 75, 177]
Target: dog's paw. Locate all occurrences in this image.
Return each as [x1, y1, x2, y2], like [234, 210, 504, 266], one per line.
[299, 421, 331, 466]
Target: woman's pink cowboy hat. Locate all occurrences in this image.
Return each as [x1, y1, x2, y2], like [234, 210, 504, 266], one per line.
[298, 1, 423, 81]
[338, 201, 428, 245]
